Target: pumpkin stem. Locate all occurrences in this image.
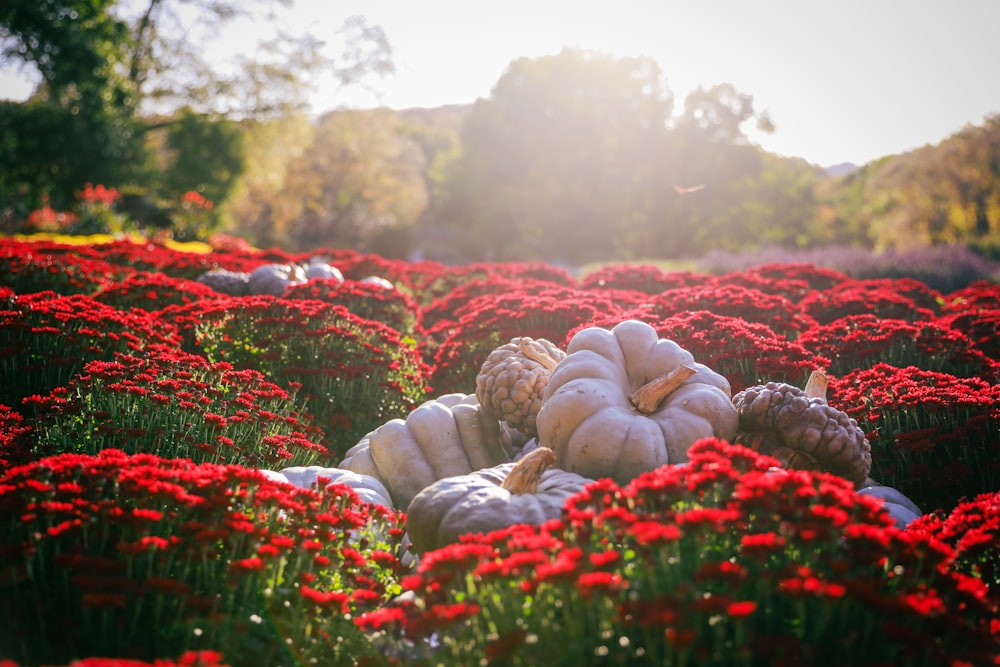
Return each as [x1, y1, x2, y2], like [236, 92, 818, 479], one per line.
[629, 364, 698, 414]
[517, 338, 561, 372]
[501, 446, 556, 494]
[804, 369, 829, 401]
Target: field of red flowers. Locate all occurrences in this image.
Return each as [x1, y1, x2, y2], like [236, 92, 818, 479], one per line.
[1, 236, 998, 667]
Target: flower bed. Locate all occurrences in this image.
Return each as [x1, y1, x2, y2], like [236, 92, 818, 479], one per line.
[0, 449, 406, 667]
[359, 440, 998, 666]
[21, 346, 327, 468]
[0, 291, 182, 409]
[830, 363, 1000, 514]
[0, 235, 997, 666]
[160, 295, 431, 460]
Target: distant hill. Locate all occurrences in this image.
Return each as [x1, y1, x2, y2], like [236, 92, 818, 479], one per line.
[825, 162, 859, 177]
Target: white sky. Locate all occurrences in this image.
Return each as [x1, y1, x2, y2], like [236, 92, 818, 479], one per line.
[2, 0, 999, 167]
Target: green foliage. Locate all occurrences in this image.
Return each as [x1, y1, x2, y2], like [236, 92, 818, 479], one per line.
[0, 0, 144, 213]
[1, 0, 392, 241]
[160, 107, 246, 205]
[0, 0, 134, 112]
[223, 109, 428, 252]
[0, 100, 145, 214]
[4, 3, 1000, 260]
[834, 115, 1000, 253]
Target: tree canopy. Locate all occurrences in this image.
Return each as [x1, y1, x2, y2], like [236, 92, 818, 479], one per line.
[0, 0, 393, 217]
[2, 19, 998, 265]
[429, 49, 674, 264]
[422, 49, 791, 264]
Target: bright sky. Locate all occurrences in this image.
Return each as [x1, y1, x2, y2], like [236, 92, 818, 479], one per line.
[2, 0, 999, 168]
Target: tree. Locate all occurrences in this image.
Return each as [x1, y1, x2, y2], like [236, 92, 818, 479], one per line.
[0, 0, 144, 210]
[639, 83, 780, 258]
[131, 9, 393, 119]
[673, 83, 773, 145]
[160, 107, 245, 205]
[429, 48, 674, 264]
[0, 0, 134, 112]
[845, 115, 1000, 251]
[216, 113, 315, 249]
[0, 0, 393, 221]
[223, 109, 429, 254]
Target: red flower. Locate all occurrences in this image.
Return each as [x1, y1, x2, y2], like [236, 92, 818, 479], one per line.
[907, 490, 1000, 600]
[631, 520, 681, 546]
[76, 183, 121, 207]
[161, 295, 430, 458]
[430, 279, 634, 394]
[798, 314, 998, 381]
[726, 600, 757, 618]
[532, 548, 583, 586]
[300, 585, 349, 612]
[643, 283, 817, 337]
[228, 557, 265, 574]
[181, 191, 213, 210]
[355, 605, 406, 632]
[575, 571, 624, 598]
[1, 449, 406, 663]
[830, 363, 1000, 513]
[800, 279, 938, 324]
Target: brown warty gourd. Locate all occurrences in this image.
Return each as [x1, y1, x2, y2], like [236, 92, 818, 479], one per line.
[730, 370, 872, 488]
[476, 336, 567, 438]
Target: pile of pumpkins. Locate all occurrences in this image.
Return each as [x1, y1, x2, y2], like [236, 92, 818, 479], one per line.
[196, 258, 393, 296]
[262, 320, 922, 561]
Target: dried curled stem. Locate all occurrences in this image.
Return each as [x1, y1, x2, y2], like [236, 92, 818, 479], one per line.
[629, 364, 698, 414]
[517, 338, 562, 372]
[803, 369, 829, 401]
[501, 446, 556, 494]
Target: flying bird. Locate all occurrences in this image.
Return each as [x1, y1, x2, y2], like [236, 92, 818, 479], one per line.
[672, 184, 705, 195]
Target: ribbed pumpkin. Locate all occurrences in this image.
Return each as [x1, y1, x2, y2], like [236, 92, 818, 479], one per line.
[257, 465, 393, 509]
[535, 320, 738, 484]
[339, 393, 522, 508]
[406, 447, 591, 553]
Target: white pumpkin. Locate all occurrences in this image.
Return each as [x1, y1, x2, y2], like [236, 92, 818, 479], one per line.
[360, 276, 394, 289]
[340, 393, 517, 508]
[259, 465, 393, 509]
[535, 320, 738, 484]
[303, 258, 345, 282]
[248, 263, 308, 296]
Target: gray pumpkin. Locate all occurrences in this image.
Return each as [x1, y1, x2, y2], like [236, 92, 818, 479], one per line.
[303, 259, 344, 282]
[340, 393, 518, 509]
[196, 269, 251, 296]
[258, 465, 394, 509]
[406, 447, 591, 554]
[247, 263, 307, 296]
[857, 483, 923, 528]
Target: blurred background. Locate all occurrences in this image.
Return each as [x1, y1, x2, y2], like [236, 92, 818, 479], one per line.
[2, 0, 999, 267]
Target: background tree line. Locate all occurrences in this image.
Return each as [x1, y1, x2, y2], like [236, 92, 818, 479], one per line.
[3, 1, 999, 262]
[0, 0, 390, 238]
